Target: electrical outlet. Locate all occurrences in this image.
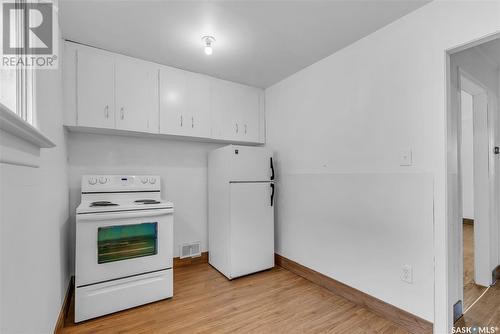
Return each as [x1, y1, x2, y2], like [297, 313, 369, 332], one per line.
[399, 149, 413, 166]
[401, 264, 413, 284]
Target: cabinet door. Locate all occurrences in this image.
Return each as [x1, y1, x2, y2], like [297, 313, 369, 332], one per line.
[237, 86, 260, 142]
[115, 57, 158, 133]
[229, 182, 274, 278]
[211, 79, 261, 142]
[159, 67, 188, 136]
[77, 47, 115, 128]
[210, 79, 239, 141]
[187, 73, 210, 138]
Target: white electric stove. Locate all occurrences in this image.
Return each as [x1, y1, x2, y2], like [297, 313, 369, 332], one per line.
[75, 175, 174, 322]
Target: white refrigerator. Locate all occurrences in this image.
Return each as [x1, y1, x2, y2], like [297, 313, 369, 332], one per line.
[208, 145, 275, 279]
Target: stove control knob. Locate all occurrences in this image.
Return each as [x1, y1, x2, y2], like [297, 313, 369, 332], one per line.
[99, 177, 107, 184]
[141, 177, 148, 184]
[149, 177, 156, 184]
[88, 177, 97, 185]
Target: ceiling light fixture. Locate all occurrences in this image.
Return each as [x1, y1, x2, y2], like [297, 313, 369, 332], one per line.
[202, 36, 215, 56]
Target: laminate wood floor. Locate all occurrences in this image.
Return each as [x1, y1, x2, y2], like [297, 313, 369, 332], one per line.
[455, 282, 500, 329]
[463, 223, 487, 310]
[456, 224, 500, 329]
[60, 264, 409, 334]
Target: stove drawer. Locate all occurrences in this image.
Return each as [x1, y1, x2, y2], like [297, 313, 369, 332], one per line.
[75, 268, 173, 322]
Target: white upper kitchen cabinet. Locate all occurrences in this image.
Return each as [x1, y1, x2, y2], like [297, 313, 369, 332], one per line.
[159, 67, 210, 138]
[187, 72, 211, 138]
[76, 46, 115, 129]
[211, 78, 261, 143]
[237, 86, 261, 143]
[115, 57, 159, 133]
[63, 41, 265, 144]
[159, 66, 186, 136]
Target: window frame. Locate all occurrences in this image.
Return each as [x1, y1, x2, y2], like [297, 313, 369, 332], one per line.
[0, 0, 53, 167]
[15, 0, 36, 125]
[2, 0, 37, 126]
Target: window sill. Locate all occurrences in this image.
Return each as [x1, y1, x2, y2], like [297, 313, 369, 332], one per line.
[0, 103, 55, 148]
[0, 103, 55, 168]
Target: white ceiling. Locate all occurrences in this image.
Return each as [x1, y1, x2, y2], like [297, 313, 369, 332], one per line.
[59, 0, 430, 88]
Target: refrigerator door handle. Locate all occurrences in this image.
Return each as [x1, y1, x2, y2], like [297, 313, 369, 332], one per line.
[270, 157, 275, 181]
[270, 183, 275, 206]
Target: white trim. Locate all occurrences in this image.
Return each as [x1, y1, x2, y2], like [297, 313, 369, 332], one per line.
[0, 158, 40, 168]
[64, 125, 263, 146]
[0, 103, 55, 148]
[447, 31, 500, 55]
[446, 33, 500, 333]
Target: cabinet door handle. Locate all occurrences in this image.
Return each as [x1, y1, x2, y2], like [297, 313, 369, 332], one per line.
[104, 105, 109, 119]
[191, 116, 194, 128]
[244, 124, 247, 134]
[120, 107, 124, 120]
[236, 123, 239, 133]
[180, 115, 183, 127]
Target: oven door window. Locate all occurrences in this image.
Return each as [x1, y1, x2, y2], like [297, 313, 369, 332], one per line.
[97, 222, 158, 264]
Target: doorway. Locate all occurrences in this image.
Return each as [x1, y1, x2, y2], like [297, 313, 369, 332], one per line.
[448, 35, 500, 325]
[459, 74, 490, 311]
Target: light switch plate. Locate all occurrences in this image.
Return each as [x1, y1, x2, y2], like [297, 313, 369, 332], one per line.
[400, 150, 412, 166]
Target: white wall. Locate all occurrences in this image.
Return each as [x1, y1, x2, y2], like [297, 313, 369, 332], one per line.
[0, 45, 71, 333]
[67, 133, 223, 265]
[265, 1, 499, 333]
[461, 91, 474, 219]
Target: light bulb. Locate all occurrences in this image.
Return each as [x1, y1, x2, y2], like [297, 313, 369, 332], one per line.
[202, 36, 215, 56]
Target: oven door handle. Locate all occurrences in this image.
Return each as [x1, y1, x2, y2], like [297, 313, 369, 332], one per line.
[77, 208, 174, 221]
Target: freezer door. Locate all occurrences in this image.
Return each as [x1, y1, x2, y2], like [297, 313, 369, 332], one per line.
[229, 146, 273, 181]
[230, 182, 274, 278]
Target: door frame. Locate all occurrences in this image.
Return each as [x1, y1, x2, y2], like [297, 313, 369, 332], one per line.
[445, 32, 500, 327]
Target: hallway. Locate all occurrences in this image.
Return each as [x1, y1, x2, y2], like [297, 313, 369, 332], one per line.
[456, 282, 500, 329]
[462, 223, 487, 310]
[453, 223, 499, 330]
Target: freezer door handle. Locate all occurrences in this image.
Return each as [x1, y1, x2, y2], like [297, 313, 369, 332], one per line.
[270, 183, 275, 206]
[270, 157, 275, 180]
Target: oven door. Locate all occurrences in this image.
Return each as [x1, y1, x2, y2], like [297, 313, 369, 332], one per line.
[76, 208, 173, 287]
